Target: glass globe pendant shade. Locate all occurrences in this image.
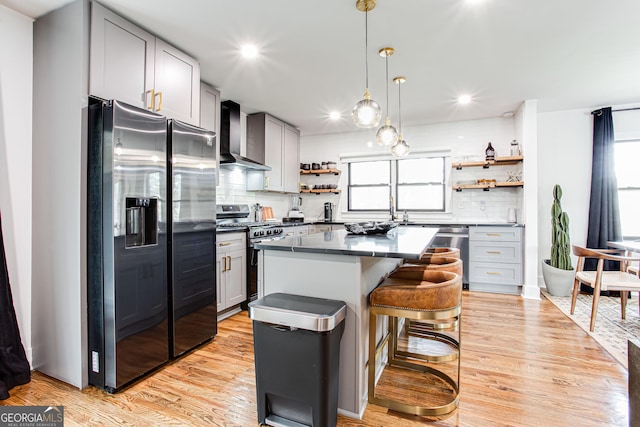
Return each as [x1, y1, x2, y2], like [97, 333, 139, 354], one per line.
[376, 117, 399, 146]
[391, 138, 410, 157]
[352, 89, 382, 128]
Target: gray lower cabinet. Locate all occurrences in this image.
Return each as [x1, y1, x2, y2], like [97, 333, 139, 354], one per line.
[216, 233, 247, 314]
[283, 225, 309, 237]
[469, 226, 523, 294]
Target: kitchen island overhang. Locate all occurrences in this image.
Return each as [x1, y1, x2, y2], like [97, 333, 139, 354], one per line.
[255, 226, 439, 419]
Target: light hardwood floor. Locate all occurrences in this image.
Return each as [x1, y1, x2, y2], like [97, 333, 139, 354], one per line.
[2, 292, 628, 426]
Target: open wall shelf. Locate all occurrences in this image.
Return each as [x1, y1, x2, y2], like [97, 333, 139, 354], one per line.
[300, 169, 341, 176]
[453, 181, 524, 191]
[300, 189, 341, 194]
[453, 156, 523, 170]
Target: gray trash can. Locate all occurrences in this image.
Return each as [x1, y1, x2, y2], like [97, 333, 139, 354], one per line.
[248, 293, 346, 427]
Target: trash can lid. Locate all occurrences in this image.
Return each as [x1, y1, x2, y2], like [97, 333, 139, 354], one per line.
[248, 293, 346, 332]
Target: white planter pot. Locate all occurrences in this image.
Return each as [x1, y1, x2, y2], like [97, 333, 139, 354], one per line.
[541, 259, 575, 297]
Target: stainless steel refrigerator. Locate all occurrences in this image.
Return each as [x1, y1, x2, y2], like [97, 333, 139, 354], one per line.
[88, 98, 217, 392]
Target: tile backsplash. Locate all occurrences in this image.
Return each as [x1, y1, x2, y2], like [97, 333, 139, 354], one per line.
[216, 115, 524, 224]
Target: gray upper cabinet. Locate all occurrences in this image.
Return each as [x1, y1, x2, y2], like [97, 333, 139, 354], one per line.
[200, 82, 221, 183]
[90, 2, 200, 125]
[246, 113, 300, 193]
[283, 124, 300, 193]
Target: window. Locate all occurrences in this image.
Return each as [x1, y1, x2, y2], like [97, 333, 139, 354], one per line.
[348, 161, 391, 211]
[615, 140, 640, 238]
[346, 154, 448, 212]
[396, 157, 445, 211]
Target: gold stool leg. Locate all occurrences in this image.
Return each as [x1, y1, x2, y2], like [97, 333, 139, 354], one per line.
[368, 306, 461, 416]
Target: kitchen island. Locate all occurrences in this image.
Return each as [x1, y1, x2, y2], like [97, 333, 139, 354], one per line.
[255, 226, 438, 419]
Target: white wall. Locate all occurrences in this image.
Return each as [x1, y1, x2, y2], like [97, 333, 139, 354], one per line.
[537, 108, 594, 280]
[300, 116, 519, 223]
[0, 5, 33, 361]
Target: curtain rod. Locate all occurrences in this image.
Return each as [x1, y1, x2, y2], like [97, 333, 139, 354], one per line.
[591, 107, 640, 115]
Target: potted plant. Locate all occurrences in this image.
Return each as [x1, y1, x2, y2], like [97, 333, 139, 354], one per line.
[541, 184, 575, 296]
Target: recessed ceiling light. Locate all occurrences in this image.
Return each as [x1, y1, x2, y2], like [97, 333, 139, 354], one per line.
[241, 44, 258, 59]
[329, 111, 341, 120]
[458, 95, 472, 105]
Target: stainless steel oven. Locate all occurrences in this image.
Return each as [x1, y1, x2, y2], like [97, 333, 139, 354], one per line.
[246, 225, 284, 307]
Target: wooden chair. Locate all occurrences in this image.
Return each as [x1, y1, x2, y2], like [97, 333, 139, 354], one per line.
[571, 245, 640, 331]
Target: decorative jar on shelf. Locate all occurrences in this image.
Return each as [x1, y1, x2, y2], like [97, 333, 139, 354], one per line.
[485, 142, 495, 161]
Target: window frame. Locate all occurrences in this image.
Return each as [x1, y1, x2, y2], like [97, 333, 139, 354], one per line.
[395, 156, 447, 212]
[614, 138, 640, 240]
[347, 161, 392, 212]
[342, 150, 451, 213]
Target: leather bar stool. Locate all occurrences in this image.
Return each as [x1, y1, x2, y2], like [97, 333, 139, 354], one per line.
[397, 256, 463, 277]
[403, 247, 460, 265]
[394, 257, 463, 332]
[368, 270, 461, 416]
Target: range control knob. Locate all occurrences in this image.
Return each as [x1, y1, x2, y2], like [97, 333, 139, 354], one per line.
[266, 229, 272, 235]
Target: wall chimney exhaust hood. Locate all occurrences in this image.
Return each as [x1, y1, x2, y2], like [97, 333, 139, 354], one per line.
[220, 100, 271, 170]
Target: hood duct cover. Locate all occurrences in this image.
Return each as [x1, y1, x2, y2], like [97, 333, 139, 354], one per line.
[220, 100, 271, 170]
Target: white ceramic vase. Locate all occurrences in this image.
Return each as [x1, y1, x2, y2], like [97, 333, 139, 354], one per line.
[541, 259, 575, 297]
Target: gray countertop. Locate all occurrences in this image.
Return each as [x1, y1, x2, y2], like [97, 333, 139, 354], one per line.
[255, 227, 438, 260]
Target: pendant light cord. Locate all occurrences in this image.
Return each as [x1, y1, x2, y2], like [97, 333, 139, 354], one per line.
[385, 55, 389, 117]
[365, 10, 369, 89]
[398, 82, 402, 132]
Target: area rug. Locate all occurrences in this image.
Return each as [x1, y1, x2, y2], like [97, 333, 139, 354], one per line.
[543, 290, 640, 369]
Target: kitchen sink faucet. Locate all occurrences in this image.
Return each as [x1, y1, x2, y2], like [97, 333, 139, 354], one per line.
[389, 195, 396, 221]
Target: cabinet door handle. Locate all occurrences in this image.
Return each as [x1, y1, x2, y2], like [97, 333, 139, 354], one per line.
[155, 91, 163, 112]
[222, 256, 227, 272]
[486, 233, 502, 237]
[227, 255, 231, 271]
[219, 241, 232, 247]
[486, 271, 501, 275]
[487, 251, 501, 254]
[146, 89, 155, 110]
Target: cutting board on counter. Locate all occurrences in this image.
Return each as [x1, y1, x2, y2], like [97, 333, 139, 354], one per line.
[262, 206, 274, 220]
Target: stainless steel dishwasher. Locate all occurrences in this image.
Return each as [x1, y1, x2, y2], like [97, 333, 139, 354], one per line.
[424, 226, 469, 287]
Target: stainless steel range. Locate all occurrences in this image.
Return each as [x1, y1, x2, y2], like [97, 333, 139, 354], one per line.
[216, 204, 285, 307]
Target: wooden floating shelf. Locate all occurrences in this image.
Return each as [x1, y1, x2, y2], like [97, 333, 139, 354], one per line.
[453, 181, 524, 191]
[300, 168, 341, 176]
[453, 156, 523, 170]
[300, 189, 341, 194]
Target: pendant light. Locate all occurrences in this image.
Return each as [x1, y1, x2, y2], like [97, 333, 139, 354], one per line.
[375, 47, 399, 147]
[391, 76, 410, 157]
[352, 0, 381, 128]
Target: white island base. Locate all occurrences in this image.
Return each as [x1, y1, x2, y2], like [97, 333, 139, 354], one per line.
[258, 249, 401, 419]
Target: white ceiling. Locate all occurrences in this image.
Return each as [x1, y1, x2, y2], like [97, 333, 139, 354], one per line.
[4, 0, 640, 136]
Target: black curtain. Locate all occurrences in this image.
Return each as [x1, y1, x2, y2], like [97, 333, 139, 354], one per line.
[0, 213, 30, 399]
[585, 107, 623, 277]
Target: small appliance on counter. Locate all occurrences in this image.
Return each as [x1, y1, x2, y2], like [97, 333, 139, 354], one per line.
[324, 202, 335, 222]
[287, 196, 304, 219]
